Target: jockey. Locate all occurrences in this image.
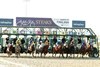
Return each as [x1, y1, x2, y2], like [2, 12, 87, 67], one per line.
[8, 42, 12, 47]
[54, 39, 61, 47]
[13, 37, 17, 45]
[53, 36, 57, 45]
[21, 38, 25, 45]
[16, 38, 21, 46]
[28, 41, 35, 51]
[30, 37, 34, 45]
[44, 36, 49, 45]
[28, 37, 35, 50]
[69, 37, 74, 46]
[6, 37, 9, 45]
[39, 36, 43, 44]
[81, 40, 87, 48]
[78, 37, 82, 44]
[89, 39, 93, 49]
[38, 41, 44, 49]
[7, 42, 12, 52]
[28, 37, 34, 47]
[62, 36, 66, 45]
[34, 36, 38, 47]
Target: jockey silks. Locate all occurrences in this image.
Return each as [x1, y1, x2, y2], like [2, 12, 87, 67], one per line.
[6, 37, 9, 44]
[62, 37, 66, 44]
[53, 38, 57, 44]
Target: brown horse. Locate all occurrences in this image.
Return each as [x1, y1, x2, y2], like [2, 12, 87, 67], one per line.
[52, 43, 64, 58]
[6, 44, 13, 57]
[79, 43, 92, 58]
[36, 40, 49, 57]
[40, 45, 49, 57]
[26, 41, 35, 57]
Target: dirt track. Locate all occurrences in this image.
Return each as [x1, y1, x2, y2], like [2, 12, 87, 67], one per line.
[0, 54, 100, 67]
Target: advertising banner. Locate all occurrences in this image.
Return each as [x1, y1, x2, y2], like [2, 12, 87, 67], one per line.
[16, 17, 69, 28]
[0, 19, 13, 26]
[72, 20, 85, 28]
[52, 19, 69, 27]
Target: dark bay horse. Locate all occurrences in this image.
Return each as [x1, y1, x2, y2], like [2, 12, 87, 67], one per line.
[41, 45, 49, 57]
[65, 37, 75, 58]
[26, 41, 35, 57]
[6, 44, 13, 57]
[52, 43, 64, 58]
[79, 42, 93, 58]
[36, 40, 49, 57]
[63, 44, 75, 58]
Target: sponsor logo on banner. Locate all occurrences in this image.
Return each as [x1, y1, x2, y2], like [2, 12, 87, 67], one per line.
[0, 19, 13, 26]
[72, 20, 85, 28]
[16, 17, 69, 28]
[16, 17, 58, 27]
[52, 19, 69, 27]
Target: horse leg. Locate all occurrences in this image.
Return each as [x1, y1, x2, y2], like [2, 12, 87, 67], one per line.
[7, 52, 10, 57]
[58, 51, 60, 58]
[82, 54, 83, 58]
[32, 51, 34, 58]
[52, 50, 55, 57]
[77, 53, 79, 58]
[36, 50, 39, 57]
[17, 49, 20, 58]
[18, 47, 21, 57]
[69, 53, 72, 58]
[66, 53, 68, 58]
[44, 53, 46, 58]
[62, 52, 64, 58]
[55, 52, 56, 57]
[16, 52, 18, 58]
[9, 51, 12, 56]
[52, 52, 54, 57]
[81, 53, 84, 58]
[73, 52, 75, 58]
[8, 53, 10, 57]
[18, 51, 20, 57]
[41, 53, 42, 57]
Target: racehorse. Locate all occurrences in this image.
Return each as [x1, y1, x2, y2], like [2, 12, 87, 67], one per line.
[79, 42, 93, 58]
[6, 43, 13, 57]
[52, 42, 64, 58]
[15, 39, 21, 58]
[40, 45, 49, 57]
[62, 43, 70, 58]
[36, 40, 49, 57]
[62, 43, 75, 58]
[65, 37, 75, 58]
[26, 41, 35, 57]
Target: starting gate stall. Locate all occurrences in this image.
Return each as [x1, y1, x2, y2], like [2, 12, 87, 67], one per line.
[0, 18, 14, 53]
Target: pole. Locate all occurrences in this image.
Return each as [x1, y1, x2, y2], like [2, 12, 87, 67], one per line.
[24, 0, 30, 17]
